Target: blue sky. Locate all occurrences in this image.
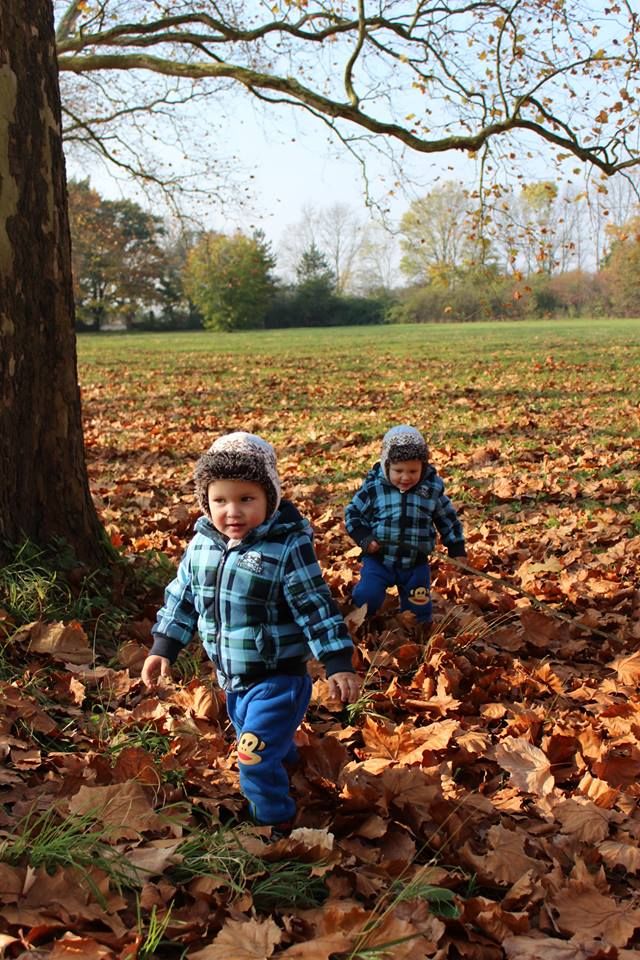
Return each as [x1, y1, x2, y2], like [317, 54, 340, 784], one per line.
[63, 81, 479, 253]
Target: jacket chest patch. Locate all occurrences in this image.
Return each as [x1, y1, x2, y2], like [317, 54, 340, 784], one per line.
[237, 551, 263, 574]
[417, 486, 432, 498]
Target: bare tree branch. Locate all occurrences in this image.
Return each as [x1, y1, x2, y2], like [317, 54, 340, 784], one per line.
[54, 0, 640, 202]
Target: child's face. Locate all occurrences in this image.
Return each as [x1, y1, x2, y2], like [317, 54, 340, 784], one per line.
[207, 479, 268, 539]
[388, 459, 423, 492]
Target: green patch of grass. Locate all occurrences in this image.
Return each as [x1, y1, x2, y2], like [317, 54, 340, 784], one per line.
[135, 902, 176, 960]
[106, 722, 171, 759]
[629, 513, 640, 535]
[0, 638, 20, 681]
[171, 823, 329, 910]
[345, 865, 460, 958]
[0, 540, 81, 623]
[0, 808, 142, 902]
[252, 860, 329, 911]
[0, 539, 123, 640]
[389, 873, 459, 918]
[173, 646, 204, 683]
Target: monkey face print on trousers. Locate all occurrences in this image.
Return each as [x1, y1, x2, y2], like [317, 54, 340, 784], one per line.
[237, 731, 266, 765]
[226, 674, 312, 825]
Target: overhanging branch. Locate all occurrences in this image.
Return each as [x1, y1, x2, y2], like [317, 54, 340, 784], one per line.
[58, 51, 633, 174]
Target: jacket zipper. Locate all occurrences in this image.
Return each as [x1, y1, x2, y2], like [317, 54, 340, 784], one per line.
[214, 543, 236, 682]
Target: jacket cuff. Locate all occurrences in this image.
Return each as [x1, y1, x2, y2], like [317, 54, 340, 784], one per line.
[321, 649, 355, 677]
[347, 523, 372, 548]
[148, 633, 183, 663]
[447, 541, 467, 559]
[358, 533, 375, 551]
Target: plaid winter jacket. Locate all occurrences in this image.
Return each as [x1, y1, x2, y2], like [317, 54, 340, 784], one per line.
[345, 463, 465, 568]
[150, 500, 353, 690]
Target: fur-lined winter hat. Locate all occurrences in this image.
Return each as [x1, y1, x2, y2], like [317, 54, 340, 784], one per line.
[194, 432, 282, 519]
[380, 425, 429, 481]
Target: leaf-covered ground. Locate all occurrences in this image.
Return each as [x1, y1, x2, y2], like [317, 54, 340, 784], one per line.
[2, 320, 640, 959]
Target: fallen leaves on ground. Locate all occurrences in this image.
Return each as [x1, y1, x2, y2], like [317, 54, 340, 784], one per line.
[2, 332, 640, 957]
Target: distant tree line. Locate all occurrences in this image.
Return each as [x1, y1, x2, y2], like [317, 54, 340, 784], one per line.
[68, 179, 640, 332]
[68, 181, 387, 332]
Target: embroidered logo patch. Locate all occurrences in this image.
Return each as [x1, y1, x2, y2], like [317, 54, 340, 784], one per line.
[237, 731, 266, 765]
[238, 551, 263, 573]
[408, 585, 430, 606]
[417, 486, 432, 498]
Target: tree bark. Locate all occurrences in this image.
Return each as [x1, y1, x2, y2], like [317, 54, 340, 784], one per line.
[0, 1, 105, 566]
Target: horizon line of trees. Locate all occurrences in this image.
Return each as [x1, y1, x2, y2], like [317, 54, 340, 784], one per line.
[68, 178, 640, 333]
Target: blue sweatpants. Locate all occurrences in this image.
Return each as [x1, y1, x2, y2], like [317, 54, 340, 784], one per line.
[352, 555, 432, 623]
[226, 673, 312, 826]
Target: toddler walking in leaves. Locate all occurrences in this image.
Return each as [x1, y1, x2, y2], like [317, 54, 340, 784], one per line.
[345, 425, 466, 633]
[142, 432, 360, 830]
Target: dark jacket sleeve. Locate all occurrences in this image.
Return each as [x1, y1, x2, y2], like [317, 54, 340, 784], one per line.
[149, 541, 198, 662]
[345, 481, 375, 549]
[432, 484, 466, 557]
[283, 534, 354, 676]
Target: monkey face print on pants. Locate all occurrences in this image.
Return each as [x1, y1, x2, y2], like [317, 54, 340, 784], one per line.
[408, 585, 430, 606]
[237, 731, 266, 765]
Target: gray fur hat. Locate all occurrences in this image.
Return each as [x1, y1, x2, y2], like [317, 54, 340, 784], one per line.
[380, 425, 429, 481]
[194, 432, 282, 520]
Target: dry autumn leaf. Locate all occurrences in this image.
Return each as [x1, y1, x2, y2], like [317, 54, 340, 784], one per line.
[553, 798, 611, 843]
[550, 882, 640, 947]
[494, 737, 555, 796]
[609, 650, 640, 685]
[462, 824, 542, 886]
[189, 917, 282, 959]
[598, 839, 640, 874]
[18, 620, 93, 664]
[67, 781, 166, 839]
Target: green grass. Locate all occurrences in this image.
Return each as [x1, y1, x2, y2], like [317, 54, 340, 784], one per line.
[76, 319, 640, 461]
[77, 317, 640, 361]
[0, 808, 142, 900]
[171, 822, 329, 910]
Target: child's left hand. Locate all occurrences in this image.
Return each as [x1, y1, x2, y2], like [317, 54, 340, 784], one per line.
[328, 671, 362, 703]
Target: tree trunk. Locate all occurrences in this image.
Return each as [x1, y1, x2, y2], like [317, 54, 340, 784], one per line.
[0, 2, 106, 566]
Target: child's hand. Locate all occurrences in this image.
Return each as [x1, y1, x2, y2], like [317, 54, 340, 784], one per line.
[366, 539, 381, 554]
[328, 671, 362, 704]
[141, 655, 172, 688]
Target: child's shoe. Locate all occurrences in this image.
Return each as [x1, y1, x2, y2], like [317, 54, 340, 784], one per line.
[269, 820, 294, 840]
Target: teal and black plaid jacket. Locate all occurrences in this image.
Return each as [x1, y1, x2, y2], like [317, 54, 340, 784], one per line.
[345, 462, 465, 568]
[150, 501, 353, 690]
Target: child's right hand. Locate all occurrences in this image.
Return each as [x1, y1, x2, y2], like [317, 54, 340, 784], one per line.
[141, 655, 172, 688]
[366, 539, 381, 554]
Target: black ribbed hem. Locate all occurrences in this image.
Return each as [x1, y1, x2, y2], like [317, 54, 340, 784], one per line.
[447, 542, 467, 558]
[149, 633, 184, 663]
[347, 525, 372, 548]
[322, 649, 355, 677]
[236, 658, 309, 686]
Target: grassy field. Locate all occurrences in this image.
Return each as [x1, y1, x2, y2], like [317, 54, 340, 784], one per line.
[77, 317, 640, 558]
[1, 318, 638, 957]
